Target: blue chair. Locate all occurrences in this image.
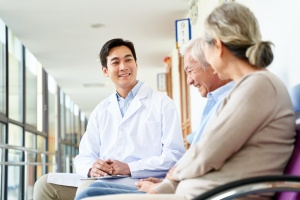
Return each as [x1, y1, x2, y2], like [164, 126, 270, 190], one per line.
[289, 83, 300, 113]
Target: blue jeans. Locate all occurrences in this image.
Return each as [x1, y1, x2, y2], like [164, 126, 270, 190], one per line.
[75, 181, 146, 200]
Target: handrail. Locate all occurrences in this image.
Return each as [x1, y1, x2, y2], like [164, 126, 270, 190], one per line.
[0, 144, 55, 155]
[0, 161, 54, 166]
[0, 143, 55, 166]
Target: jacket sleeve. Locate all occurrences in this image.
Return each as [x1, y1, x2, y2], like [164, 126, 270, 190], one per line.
[128, 95, 186, 178]
[152, 178, 179, 194]
[74, 107, 101, 178]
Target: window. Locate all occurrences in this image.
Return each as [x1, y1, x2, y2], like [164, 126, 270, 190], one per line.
[74, 104, 80, 144]
[25, 49, 40, 127]
[0, 123, 6, 200]
[48, 74, 57, 172]
[8, 30, 23, 122]
[80, 112, 86, 139]
[25, 131, 36, 200]
[7, 123, 23, 200]
[36, 134, 46, 178]
[0, 19, 6, 115]
[65, 95, 74, 143]
[60, 90, 66, 140]
[37, 64, 43, 132]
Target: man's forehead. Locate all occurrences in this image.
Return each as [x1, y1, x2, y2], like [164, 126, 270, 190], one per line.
[108, 54, 133, 61]
[184, 63, 201, 70]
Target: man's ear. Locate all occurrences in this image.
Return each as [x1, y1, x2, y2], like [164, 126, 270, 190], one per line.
[102, 66, 109, 77]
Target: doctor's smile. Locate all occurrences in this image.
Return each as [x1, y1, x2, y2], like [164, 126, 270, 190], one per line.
[119, 73, 131, 77]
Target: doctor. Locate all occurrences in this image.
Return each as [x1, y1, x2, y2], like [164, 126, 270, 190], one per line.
[33, 38, 185, 200]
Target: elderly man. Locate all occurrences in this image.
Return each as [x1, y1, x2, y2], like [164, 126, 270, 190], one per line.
[74, 37, 234, 199]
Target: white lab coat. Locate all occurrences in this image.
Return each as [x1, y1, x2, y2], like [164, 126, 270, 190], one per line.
[74, 83, 185, 179]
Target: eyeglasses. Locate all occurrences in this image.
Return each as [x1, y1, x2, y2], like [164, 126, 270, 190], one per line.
[184, 65, 201, 76]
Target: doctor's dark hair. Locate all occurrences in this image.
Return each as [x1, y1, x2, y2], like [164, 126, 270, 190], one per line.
[99, 38, 137, 68]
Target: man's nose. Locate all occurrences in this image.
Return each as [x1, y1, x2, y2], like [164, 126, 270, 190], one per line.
[119, 62, 128, 70]
[186, 75, 193, 85]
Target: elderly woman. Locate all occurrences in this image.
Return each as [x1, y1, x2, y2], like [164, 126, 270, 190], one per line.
[79, 2, 296, 200]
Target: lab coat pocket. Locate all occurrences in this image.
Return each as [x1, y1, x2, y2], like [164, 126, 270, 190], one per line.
[137, 120, 162, 147]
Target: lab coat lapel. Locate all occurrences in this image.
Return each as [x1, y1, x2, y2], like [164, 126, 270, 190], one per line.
[107, 94, 122, 122]
[120, 85, 148, 125]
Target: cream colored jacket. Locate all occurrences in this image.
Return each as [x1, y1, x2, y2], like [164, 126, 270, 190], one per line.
[154, 71, 296, 199]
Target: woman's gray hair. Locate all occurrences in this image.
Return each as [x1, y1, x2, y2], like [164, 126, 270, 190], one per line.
[180, 37, 210, 70]
[204, 2, 273, 68]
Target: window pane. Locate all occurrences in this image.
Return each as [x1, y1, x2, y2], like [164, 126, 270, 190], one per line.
[60, 144, 66, 172]
[8, 124, 23, 200]
[25, 131, 36, 200]
[37, 134, 46, 151]
[25, 131, 36, 149]
[0, 123, 6, 199]
[65, 95, 74, 143]
[0, 122, 5, 144]
[8, 123, 23, 146]
[0, 19, 6, 115]
[36, 135, 46, 178]
[60, 90, 66, 140]
[8, 30, 23, 122]
[80, 112, 86, 138]
[37, 64, 43, 132]
[8, 123, 23, 164]
[25, 49, 38, 127]
[74, 105, 80, 144]
[7, 166, 22, 200]
[25, 163, 35, 200]
[48, 74, 57, 172]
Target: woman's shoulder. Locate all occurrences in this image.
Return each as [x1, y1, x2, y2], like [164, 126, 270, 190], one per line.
[235, 70, 288, 97]
[240, 70, 284, 88]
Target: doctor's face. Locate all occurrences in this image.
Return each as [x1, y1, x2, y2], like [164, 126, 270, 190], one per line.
[102, 45, 138, 92]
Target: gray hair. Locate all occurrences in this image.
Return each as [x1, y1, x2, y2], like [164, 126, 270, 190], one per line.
[204, 2, 273, 68]
[180, 37, 210, 70]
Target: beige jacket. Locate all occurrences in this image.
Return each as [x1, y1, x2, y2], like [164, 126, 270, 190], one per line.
[154, 71, 296, 199]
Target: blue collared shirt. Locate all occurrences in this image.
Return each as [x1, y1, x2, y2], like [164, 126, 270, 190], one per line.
[116, 80, 143, 117]
[191, 81, 235, 145]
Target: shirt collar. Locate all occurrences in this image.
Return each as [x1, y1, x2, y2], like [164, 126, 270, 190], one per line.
[207, 81, 235, 101]
[115, 80, 143, 100]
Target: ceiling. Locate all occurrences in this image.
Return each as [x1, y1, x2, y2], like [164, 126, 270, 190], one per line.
[0, 0, 189, 117]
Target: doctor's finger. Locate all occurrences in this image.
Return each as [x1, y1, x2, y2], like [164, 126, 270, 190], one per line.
[96, 159, 112, 168]
[92, 168, 108, 177]
[95, 161, 113, 174]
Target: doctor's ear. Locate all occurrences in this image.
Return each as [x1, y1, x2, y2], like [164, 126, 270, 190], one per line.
[102, 66, 109, 77]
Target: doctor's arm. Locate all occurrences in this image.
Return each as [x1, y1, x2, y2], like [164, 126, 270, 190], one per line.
[74, 107, 106, 178]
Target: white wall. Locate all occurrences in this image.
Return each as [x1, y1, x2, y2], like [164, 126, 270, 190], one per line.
[172, 0, 300, 132]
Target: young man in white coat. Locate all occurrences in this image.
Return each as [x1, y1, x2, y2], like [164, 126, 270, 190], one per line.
[33, 38, 185, 200]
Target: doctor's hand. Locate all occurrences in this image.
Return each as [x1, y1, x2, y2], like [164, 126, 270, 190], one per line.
[89, 159, 113, 177]
[110, 160, 131, 175]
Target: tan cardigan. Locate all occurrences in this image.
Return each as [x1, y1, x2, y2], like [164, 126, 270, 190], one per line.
[154, 71, 296, 199]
